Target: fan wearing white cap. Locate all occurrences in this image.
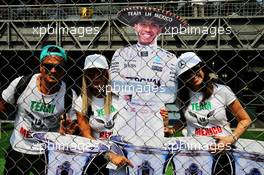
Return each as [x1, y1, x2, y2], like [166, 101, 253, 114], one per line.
[75, 54, 117, 139]
[174, 52, 251, 152]
[74, 54, 132, 174]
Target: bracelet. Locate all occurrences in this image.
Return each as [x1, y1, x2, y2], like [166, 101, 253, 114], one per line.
[231, 134, 238, 142]
[104, 152, 111, 161]
[170, 128, 176, 135]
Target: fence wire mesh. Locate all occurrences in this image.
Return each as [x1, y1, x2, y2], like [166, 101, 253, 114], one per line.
[0, 0, 263, 175]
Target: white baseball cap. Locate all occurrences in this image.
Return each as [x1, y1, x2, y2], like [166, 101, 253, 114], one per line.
[83, 54, 109, 70]
[176, 52, 202, 76]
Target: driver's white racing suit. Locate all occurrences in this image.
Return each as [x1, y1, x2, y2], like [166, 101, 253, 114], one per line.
[110, 43, 177, 175]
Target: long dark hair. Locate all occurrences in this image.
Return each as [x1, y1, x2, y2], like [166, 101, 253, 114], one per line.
[176, 63, 215, 114]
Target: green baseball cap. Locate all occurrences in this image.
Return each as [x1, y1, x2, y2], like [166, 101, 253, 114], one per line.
[40, 45, 67, 62]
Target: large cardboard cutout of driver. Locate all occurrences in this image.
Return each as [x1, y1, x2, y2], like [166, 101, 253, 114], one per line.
[111, 6, 187, 175]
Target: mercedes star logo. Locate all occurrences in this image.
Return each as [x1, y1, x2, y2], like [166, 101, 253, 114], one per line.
[178, 60, 186, 69]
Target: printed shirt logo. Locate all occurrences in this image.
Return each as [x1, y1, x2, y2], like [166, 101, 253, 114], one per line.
[125, 76, 161, 87]
[188, 110, 215, 127]
[153, 56, 161, 64]
[195, 126, 222, 136]
[189, 102, 214, 127]
[99, 131, 113, 139]
[192, 102, 212, 111]
[93, 105, 117, 130]
[188, 102, 223, 136]
[96, 105, 117, 117]
[25, 110, 57, 131]
[31, 101, 55, 113]
[19, 127, 31, 138]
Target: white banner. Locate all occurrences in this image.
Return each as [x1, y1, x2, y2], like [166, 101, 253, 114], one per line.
[31, 133, 264, 175]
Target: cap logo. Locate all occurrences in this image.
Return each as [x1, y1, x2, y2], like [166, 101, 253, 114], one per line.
[178, 60, 186, 69]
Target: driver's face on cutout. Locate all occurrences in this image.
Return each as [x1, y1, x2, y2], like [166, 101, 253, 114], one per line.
[134, 21, 162, 45]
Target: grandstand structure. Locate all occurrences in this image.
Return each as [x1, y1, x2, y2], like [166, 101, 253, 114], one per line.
[0, 1, 263, 51]
[0, 1, 263, 127]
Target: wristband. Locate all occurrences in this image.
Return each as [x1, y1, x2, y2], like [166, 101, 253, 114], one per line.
[231, 134, 238, 142]
[104, 152, 111, 161]
[171, 128, 176, 135]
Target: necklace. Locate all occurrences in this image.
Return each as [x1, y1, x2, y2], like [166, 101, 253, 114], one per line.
[41, 93, 58, 106]
[38, 75, 60, 105]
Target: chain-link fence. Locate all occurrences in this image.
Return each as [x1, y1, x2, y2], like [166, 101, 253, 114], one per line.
[0, 0, 263, 175]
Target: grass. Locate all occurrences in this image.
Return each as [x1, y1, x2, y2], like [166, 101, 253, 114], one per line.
[0, 124, 13, 175]
[0, 124, 263, 175]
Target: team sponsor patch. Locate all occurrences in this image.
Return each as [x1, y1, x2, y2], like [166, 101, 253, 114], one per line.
[125, 76, 161, 87]
[140, 51, 148, 57]
[152, 65, 163, 72]
[153, 56, 162, 64]
[124, 63, 136, 68]
[125, 59, 136, 62]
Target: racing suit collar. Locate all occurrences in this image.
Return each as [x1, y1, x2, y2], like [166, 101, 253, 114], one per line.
[137, 42, 158, 50]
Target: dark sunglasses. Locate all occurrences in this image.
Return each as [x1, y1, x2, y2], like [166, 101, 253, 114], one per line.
[42, 63, 65, 72]
[181, 64, 202, 80]
[85, 69, 107, 77]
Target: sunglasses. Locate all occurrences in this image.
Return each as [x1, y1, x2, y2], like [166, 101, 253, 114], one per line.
[42, 63, 65, 73]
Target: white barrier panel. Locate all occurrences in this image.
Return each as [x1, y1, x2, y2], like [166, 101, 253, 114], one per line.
[32, 132, 111, 175]
[47, 149, 89, 175]
[233, 139, 264, 175]
[110, 135, 175, 175]
[167, 137, 215, 175]
[32, 133, 264, 175]
[172, 150, 213, 175]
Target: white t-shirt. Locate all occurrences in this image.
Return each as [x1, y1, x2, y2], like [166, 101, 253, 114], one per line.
[184, 84, 236, 137]
[74, 95, 122, 140]
[2, 74, 77, 155]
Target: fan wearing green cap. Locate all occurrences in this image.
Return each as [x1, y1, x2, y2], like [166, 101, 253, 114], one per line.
[174, 52, 251, 152]
[1, 45, 77, 175]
